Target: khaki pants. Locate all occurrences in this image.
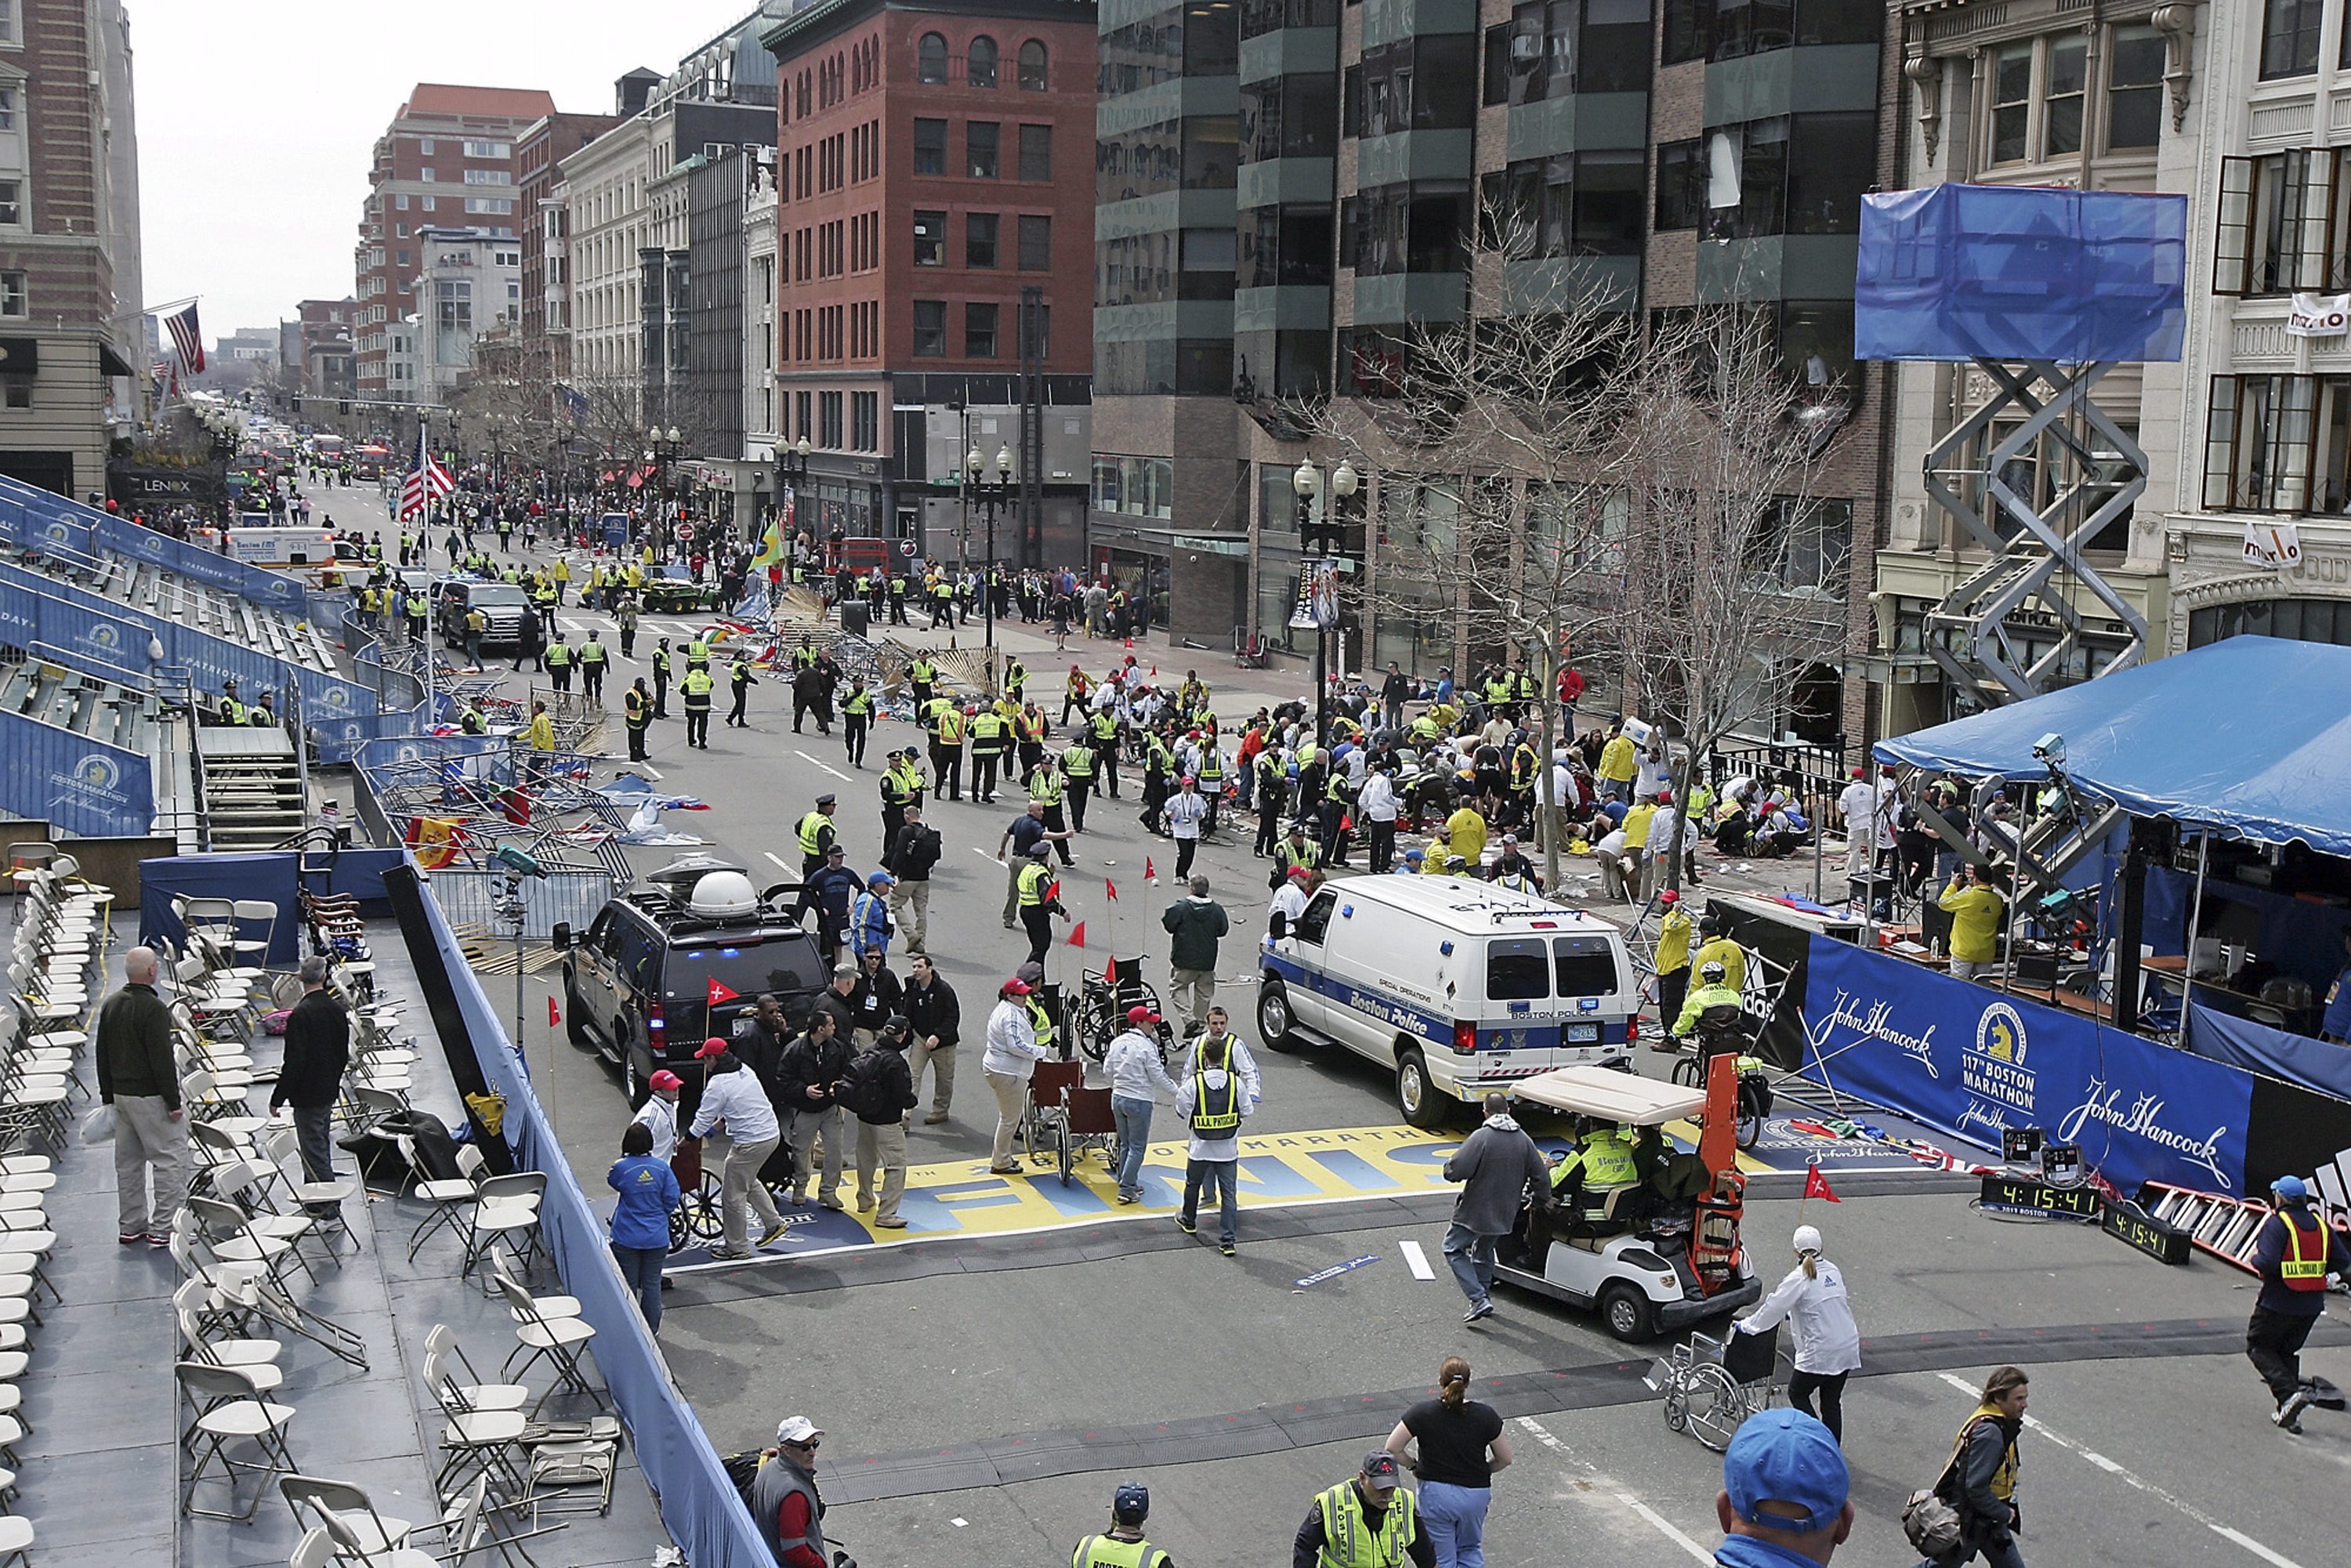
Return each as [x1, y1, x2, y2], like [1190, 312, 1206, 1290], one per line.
[720, 1132, 784, 1253]
[891, 879, 931, 953]
[909, 1038, 956, 1115]
[786, 1106, 845, 1201]
[855, 1119, 907, 1222]
[1168, 967, 1217, 1030]
[1002, 858, 1026, 927]
[113, 1093, 188, 1239]
[986, 1069, 1029, 1167]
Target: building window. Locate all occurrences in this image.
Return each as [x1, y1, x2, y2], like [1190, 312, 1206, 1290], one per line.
[2107, 25, 2164, 150]
[1991, 43, 2033, 163]
[462, 139, 510, 158]
[918, 32, 948, 83]
[1019, 124, 1052, 181]
[2190, 597, 2351, 649]
[1019, 39, 1048, 90]
[396, 194, 410, 210]
[0, 270, 22, 317]
[965, 302, 1000, 357]
[914, 118, 947, 176]
[395, 223, 409, 238]
[1654, 139, 1703, 230]
[970, 35, 999, 88]
[1018, 214, 1052, 269]
[915, 210, 946, 265]
[2264, 0, 2324, 79]
[2041, 35, 2088, 157]
[0, 179, 17, 226]
[0, 87, 15, 132]
[420, 168, 436, 183]
[397, 250, 411, 266]
[853, 391, 879, 451]
[0, 2, 16, 45]
[820, 390, 844, 447]
[463, 168, 503, 186]
[2212, 150, 2343, 295]
[2, 379, 24, 410]
[967, 212, 999, 266]
[968, 121, 999, 178]
[913, 299, 947, 356]
[2199, 374, 2351, 512]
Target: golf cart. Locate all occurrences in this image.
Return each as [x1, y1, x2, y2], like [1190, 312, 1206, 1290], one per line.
[1491, 1063, 1760, 1342]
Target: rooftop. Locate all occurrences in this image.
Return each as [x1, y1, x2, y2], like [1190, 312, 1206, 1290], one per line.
[397, 83, 559, 121]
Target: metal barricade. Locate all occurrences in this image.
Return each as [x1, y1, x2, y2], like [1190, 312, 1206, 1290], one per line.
[421, 864, 614, 942]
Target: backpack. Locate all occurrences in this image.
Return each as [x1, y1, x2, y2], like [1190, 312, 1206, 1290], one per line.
[839, 1049, 899, 1121]
[1903, 1418, 1982, 1558]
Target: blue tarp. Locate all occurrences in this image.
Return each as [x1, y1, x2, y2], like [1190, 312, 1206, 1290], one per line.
[1856, 184, 2186, 364]
[2183, 1001, 2351, 1103]
[1875, 638, 2351, 858]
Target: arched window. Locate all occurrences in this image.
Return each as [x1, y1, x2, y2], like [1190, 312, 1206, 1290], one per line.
[969, 35, 999, 89]
[1018, 38, 1048, 90]
[917, 32, 947, 84]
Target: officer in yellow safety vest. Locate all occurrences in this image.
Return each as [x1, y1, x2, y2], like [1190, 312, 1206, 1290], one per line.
[1060, 738, 1097, 833]
[1549, 1118, 1640, 1229]
[543, 632, 574, 693]
[679, 664, 715, 748]
[798, 794, 839, 875]
[1295, 1451, 1426, 1568]
[908, 654, 938, 710]
[1003, 656, 1027, 703]
[214, 681, 246, 727]
[458, 700, 487, 735]
[933, 701, 969, 802]
[651, 639, 672, 718]
[2249, 1175, 2351, 1429]
[577, 632, 609, 702]
[624, 680, 650, 762]
[969, 704, 1009, 803]
[685, 634, 712, 675]
[1070, 1482, 1171, 1568]
[1089, 706, 1123, 798]
[842, 682, 874, 768]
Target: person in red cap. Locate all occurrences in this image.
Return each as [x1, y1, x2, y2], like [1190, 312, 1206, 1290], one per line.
[1655, 889, 1694, 1031]
[630, 1069, 684, 1161]
[1104, 1004, 1184, 1203]
[1166, 774, 1211, 880]
[980, 978, 1049, 1173]
[684, 1039, 789, 1259]
[1270, 863, 1314, 940]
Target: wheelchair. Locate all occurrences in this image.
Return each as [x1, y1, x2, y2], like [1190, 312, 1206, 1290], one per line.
[1647, 1323, 1780, 1451]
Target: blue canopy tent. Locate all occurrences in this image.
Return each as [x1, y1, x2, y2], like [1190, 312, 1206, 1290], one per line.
[1872, 636, 2351, 1095]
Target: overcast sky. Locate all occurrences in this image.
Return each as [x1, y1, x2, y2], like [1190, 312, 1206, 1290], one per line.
[136, 1, 755, 339]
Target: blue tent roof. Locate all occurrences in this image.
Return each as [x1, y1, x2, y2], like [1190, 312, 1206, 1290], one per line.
[1872, 637, 2351, 857]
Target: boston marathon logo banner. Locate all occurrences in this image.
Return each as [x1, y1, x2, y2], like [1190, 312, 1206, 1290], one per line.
[1795, 934, 2250, 1193]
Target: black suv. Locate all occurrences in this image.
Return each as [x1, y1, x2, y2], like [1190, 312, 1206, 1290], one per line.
[556, 857, 826, 1106]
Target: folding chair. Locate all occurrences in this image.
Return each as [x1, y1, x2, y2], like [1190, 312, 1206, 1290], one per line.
[422, 1324, 527, 1414]
[492, 1273, 603, 1418]
[281, 1473, 418, 1559]
[424, 1353, 530, 1498]
[406, 1143, 489, 1255]
[177, 1361, 300, 1523]
[458, 1172, 545, 1287]
[263, 1127, 361, 1252]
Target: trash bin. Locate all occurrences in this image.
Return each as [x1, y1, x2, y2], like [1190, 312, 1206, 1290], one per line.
[841, 601, 871, 637]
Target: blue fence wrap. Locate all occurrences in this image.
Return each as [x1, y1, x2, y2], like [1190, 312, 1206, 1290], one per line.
[2182, 1000, 2351, 1104]
[0, 709, 154, 836]
[137, 849, 405, 967]
[1797, 936, 2253, 1194]
[0, 474, 306, 610]
[408, 866, 773, 1568]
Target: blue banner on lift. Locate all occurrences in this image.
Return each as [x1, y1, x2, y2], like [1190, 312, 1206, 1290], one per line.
[0, 710, 154, 837]
[1796, 936, 2251, 1195]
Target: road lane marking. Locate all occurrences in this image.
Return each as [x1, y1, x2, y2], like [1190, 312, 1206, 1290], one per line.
[1400, 1238, 1435, 1280]
[765, 852, 792, 871]
[1515, 1416, 1712, 1564]
[795, 750, 853, 783]
[1933, 1372, 2303, 1568]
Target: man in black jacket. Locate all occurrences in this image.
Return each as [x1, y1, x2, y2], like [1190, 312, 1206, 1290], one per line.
[839, 1016, 918, 1226]
[901, 954, 961, 1125]
[730, 994, 795, 1122]
[270, 956, 350, 1202]
[883, 803, 942, 956]
[96, 945, 187, 1246]
[846, 950, 904, 1045]
[778, 1012, 852, 1208]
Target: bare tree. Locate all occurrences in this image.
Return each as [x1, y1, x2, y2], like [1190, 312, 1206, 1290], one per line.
[1277, 219, 1654, 891]
[1619, 308, 1853, 900]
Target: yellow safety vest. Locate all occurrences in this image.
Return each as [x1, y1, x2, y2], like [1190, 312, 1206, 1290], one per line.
[2279, 1209, 2331, 1288]
[1030, 769, 1063, 806]
[1190, 1036, 1244, 1135]
[1062, 744, 1095, 778]
[1017, 861, 1052, 907]
[937, 709, 967, 745]
[1312, 1482, 1418, 1568]
[798, 811, 831, 856]
[579, 641, 607, 667]
[680, 670, 714, 706]
[1072, 1534, 1168, 1568]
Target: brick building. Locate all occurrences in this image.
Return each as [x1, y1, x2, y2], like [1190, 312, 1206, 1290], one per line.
[352, 84, 555, 400]
[281, 297, 357, 405]
[0, 0, 143, 499]
[516, 110, 623, 393]
[760, 0, 1097, 561]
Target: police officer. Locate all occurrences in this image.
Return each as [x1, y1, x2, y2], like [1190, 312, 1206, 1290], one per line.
[462, 603, 486, 667]
[214, 679, 246, 727]
[404, 586, 429, 643]
[908, 654, 937, 712]
[880, 749, 919, 846]
[969, 703, 1008, 803]
[934, 701, 969, 802]
[1670, 959, 1744, 1041]
[1029, 755, 1074, 866]
[790, 634, 820, 676]
[1295, 1452, 1430, 1568]
[458, 698, 487, 735]
[544, 631, 574, 693]
[651, 638, 673, 719]
[679, 661, 715, 748]
[685, 632, 712, 675]
[1073, 1482, 1169, 1568]
[578, 631, 609, 703]
[1089, 704, 1123, 798]
[1015, 843, 1069, 966]
[1548, 1116, 1639, 1231]
[798, 794, 841, 875]
[1060, 737, 1097, 834]
[842, 680, 874, 768]
[614, 593, 639, 659]
[1003, 655, 1027, 704]
[624, 678, 652, 762]
[2249, 1174, 2350, 1431]
[727, 650, 759, 727]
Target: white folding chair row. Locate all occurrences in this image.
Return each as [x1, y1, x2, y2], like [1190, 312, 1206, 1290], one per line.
[177, 1360, 299, 1523]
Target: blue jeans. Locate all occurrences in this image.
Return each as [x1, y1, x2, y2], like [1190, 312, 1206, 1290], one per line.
[1444, 1222, 1498, 1308]
[1418, 1480, 1491, 1568]
[1601, 777, 1631, 804]
[611, 1242, 668, 1333]
[1110, 1095, 1155, 1198]
[1183, 1158, 1238, 1244]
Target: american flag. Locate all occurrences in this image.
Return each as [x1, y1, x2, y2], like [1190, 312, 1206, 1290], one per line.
[164, 303, 204, 373]
[397, 425, 454, 521]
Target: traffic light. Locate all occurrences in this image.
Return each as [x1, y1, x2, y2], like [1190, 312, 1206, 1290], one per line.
[339, 400, 352, 416]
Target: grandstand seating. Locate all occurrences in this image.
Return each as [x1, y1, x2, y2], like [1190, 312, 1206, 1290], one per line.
[0, 663, 201, 853]
[0, 546, 338, 678]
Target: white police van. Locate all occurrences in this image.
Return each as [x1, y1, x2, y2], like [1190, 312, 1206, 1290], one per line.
[1256, 876, 1638, 1127]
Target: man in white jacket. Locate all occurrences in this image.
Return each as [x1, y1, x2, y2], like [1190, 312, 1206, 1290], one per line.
[1103, 1005, 1185, 1204]
[686, 1043, 789, 1260]
[981, 977, 1049, 1175]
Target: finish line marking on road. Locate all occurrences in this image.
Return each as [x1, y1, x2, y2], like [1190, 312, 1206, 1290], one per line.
[795, 749, 853, 783]
[1933, 1372, 2304, 1568]
[1515, 1416, 1712, 1565]
[1400, 1238, 1435, 1280]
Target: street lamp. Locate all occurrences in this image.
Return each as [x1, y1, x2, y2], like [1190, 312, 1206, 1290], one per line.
[776, 434, 810, 546]
[647, 425, 686, 555]
[1296, 458, 1360, 751]
[965, 443, 1016, 650]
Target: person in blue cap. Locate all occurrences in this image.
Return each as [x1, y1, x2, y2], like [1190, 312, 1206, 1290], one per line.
[1072, 1480, 1172, 1568]
[1712, 1408, 1853, 1568]
[2248, 1173, 2349, 1432]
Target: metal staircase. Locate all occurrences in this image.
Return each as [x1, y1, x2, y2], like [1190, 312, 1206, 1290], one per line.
[1919, 359, 2150, 704]
[195, 725, 307, 851]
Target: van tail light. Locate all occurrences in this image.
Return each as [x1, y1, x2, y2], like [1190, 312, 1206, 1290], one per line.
[647, 1001, 666, 1039]
[1452, 1020, 1477, 1055]
[1625, 1016, 1639, 1044]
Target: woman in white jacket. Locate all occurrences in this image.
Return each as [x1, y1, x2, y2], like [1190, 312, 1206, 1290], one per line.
[981, 977, 1049, 1175]
[1734, 1223, 1860, 1443]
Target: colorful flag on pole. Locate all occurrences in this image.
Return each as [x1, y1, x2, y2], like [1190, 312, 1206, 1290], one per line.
[165, 302, 205, 372]
[1801, 1164, 1840, 1203]
[1067, 921, 1085, 948]
[707, 976, 740, 1006]
[398, 423, 455, 521]
[751, 512, 785, 570]
[1105, 878, 1118, 902]
[547, 997, 562, 1028]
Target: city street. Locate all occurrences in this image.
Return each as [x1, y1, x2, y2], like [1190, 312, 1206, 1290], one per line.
[317, 482, 2351, 1568]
